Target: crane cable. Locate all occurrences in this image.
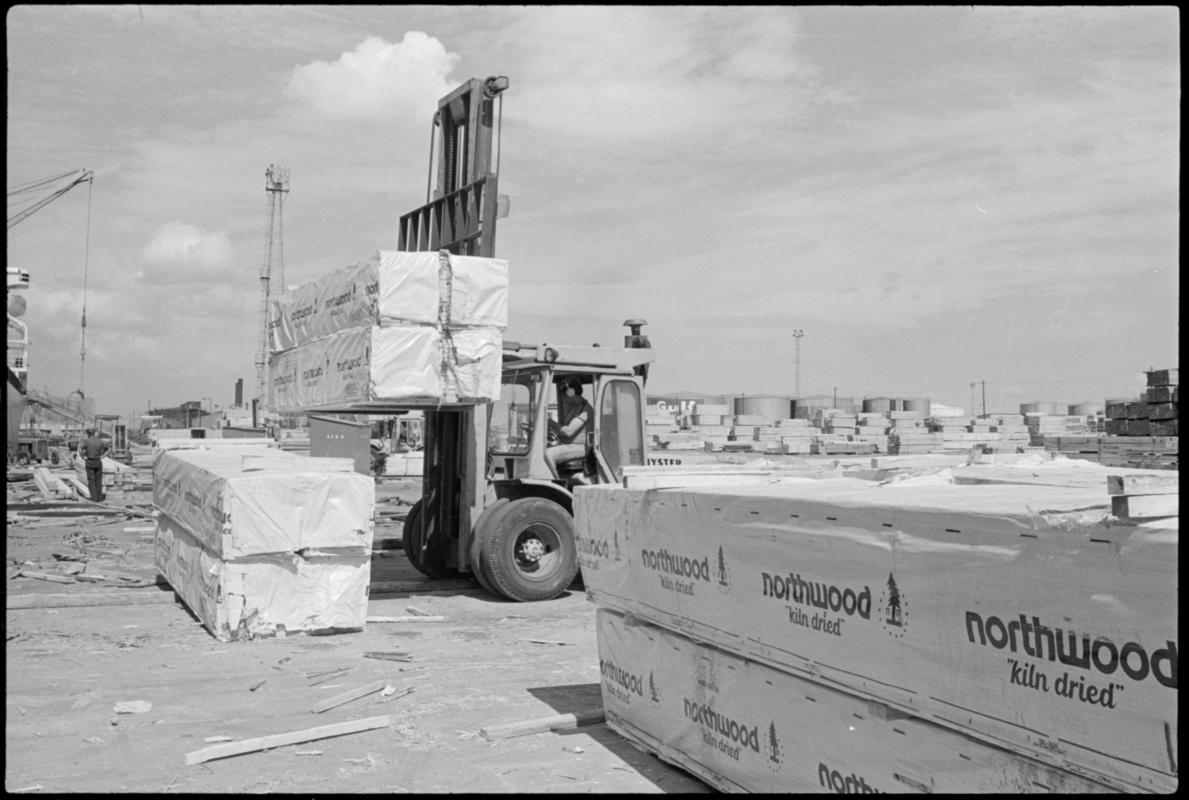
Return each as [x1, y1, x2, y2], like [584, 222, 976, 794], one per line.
[78, 177, 94, 395]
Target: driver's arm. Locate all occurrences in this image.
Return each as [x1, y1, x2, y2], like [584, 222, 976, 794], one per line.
[559, 408, 589, 439]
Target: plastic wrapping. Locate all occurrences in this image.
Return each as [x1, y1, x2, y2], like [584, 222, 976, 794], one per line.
[268, 324, 502, 410]
[270, 250, 508, 352]
[597, 609, 1115, 793]
[576, 477, 1177, 792]
[155, 512, 369, 642]
[153, 447, 374, 559]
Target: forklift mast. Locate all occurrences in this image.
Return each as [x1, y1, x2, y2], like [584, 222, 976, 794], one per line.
[398, 76, 509, 257]
[397, 76, 509, 578]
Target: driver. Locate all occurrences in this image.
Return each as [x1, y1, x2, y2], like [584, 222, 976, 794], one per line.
[545, 376, 593, 484]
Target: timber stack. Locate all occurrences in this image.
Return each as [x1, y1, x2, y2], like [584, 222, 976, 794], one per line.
[153, 448, 374, 641]
[1049, 367, 1179, 470]
[575, 457, 1177, 793]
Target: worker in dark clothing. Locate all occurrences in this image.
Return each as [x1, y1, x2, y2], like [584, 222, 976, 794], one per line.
[78, 428, 110, 502]
[545, 377, 594, 484]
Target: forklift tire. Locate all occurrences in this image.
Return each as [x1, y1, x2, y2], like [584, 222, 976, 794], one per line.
[479, 497, 578, 602]
[469, 499, 509, 597]
[50, 451, 60, 465]
[401, 500, 458, 579]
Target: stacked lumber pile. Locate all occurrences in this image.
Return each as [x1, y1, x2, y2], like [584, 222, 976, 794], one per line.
[576, 462, 1177, 793]
[268, 250, 508, 412]
[153, 448, 374, 641]
[684, 404, 730, 450]
[1026, 413, 1091, 444]
[845, 413, 889, 453]
[70, 454, 138, 498]
[1098, 368, 1178, 470]
[776, 418, 815, 455]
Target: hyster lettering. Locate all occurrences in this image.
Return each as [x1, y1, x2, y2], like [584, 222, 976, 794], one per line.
[762, 571, 872, 619]
[640, 547, 710, 581]
[965, 612, 1177, 689]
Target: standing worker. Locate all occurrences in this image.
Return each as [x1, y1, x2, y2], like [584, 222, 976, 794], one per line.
[78, 428, 110, 502]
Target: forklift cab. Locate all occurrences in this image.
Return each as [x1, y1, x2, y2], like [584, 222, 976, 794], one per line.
[488, 365, 646, 489]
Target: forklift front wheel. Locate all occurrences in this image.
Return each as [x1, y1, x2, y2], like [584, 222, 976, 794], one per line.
[402, 500, 458, 579]
[479, 497, 578, 602]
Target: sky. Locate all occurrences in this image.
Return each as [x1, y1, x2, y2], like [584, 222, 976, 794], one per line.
[6, 5, 1180, 420]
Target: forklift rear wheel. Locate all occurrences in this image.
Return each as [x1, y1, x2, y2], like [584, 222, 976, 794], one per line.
[401, 500, 458, 579]
[50, 450, 60, 465]
[479, 497, 578, 602]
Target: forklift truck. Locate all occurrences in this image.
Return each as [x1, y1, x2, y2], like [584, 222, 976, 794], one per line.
[392, 76, 655, 600]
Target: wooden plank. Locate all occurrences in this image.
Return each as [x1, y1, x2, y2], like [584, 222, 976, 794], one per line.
[184, 714, 393, 765]
[1111, 494, 1178, 519]
[1106, 474, 1179, 496]
[362, 651, 413, 662]
[951, 467, 1105, 490]
[65, 475, 93, 499]
[365, 615, 446, 623]
[7, 590, 177, 610]
[311, 680, 389, 713]
[15, 570, 76, 584]
[368, 578, 476, 594]
[480, 708, 605, 740]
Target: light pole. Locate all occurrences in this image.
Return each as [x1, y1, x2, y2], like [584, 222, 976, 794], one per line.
[792, 330, 804, 399]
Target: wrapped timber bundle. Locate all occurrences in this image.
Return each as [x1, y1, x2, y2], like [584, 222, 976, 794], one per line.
[268, 250, 507, 411]
[596, 608, 1116, 793]
[575, 467, 1177, 792]
[153, 448, 375, 641]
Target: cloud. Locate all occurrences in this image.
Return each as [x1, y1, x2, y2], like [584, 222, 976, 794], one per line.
[141, 221, 234, 276]
[499, 7, 826, 143]
[284, 32, 459, 120]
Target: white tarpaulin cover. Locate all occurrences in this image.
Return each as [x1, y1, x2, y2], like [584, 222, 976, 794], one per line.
[269, 250, 508, 352]
[596, 608, 1115, 793]
[576, 475, 1177, 792]
[155, 512, 369, 642]
[268, 324, 502, 411]
[153, 447, 374, 559]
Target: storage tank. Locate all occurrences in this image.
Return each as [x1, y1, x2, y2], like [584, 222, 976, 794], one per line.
[1020, 401, 1063, 415]
[1068, 402, 1103, 417]
[900, 397, 931, 418]
[862, 396, 896, 414]
[733, 395, 794, 424]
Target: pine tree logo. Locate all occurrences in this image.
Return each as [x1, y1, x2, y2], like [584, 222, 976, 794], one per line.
[612, 526, 622, 562]
[878, 572, 908, 638]
[715, 545, 731, 595]
[763, 720, 784, 771]
[696, 657, 718, 693]
[647, 670, 661, 707]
